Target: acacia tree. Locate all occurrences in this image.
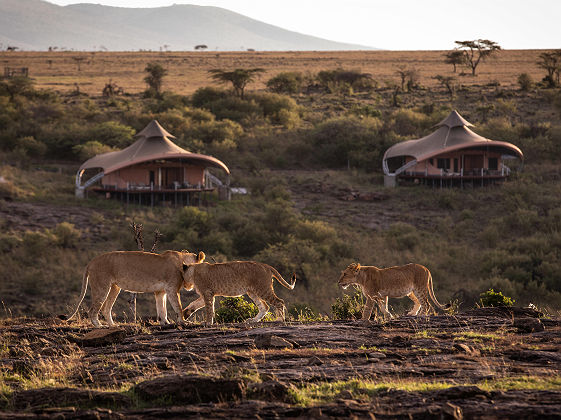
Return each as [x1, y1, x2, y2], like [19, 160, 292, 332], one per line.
[395, 66, 419, 92]
[444, 50, 465, 73]
[454, 39, 501, 76]
[144, 62, 167, 98]
[208, 68, 264, 99]
[537, 50, 561, 87]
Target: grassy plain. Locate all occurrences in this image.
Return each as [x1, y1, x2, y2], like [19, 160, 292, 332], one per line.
[0, 49, 548, 95]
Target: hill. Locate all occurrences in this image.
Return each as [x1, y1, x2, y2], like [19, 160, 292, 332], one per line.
[0, 0, 374, 51]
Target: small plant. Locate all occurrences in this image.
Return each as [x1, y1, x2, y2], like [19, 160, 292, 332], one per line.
[517, 73, 533, 91]
[214, 297, 274, 323]
[331, 290, 365, 320]
[479, 289, 515, 307]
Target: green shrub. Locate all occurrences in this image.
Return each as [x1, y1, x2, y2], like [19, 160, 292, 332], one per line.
[191, 87, 228, 108]
[21, 230, 56, 258]
[16, 136, 47, 157]
[215, 297, 274, 323]
[479, 288, 515, 307]
[53, 222, 81, 248]
[316, 69, 374, 92]
[310, 116, 386, 170]
[385, 222, 421, 250]
[288, 304, 325, 321]
[72, 141, 115, 160]
[266, 72, 305, 94]
[331, 291, 365, 320]
[517, 73, 533, 91]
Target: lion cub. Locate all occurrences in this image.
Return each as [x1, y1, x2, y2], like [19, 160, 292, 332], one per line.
[67, 250, 205, 327]
[182, 261, 296, 325]
[338, 262, 449, 320]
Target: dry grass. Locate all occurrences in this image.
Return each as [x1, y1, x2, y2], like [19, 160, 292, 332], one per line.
[0, 49, 548, 96]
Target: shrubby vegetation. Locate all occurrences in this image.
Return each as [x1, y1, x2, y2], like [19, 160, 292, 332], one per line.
[1, 60, 561, 318]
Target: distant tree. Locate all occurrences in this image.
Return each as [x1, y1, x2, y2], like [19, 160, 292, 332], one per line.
[536, 50, 561, 87]
[208, 68, 264, 99]
[434, 75, 457, 97]
[395, 66, 419, 92]
[72, 56, 86, 71]
[144, 62, 167, 98]
[444, 50, 465, 73]
[454, 39, 501, 76]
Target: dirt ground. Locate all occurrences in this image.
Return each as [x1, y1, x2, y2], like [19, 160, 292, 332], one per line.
[1, 307, 560, 419]
[0, 49, 547, 96]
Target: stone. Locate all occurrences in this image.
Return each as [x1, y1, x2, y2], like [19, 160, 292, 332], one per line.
[77, 328, 127, 346]
[12, 387, 132, 409]
[247, 380, 293, 402]
[134, 374, 244, 404]
[254, 334, 293, 349]
[367, 351, 387, 359]
[436, 386, 490, 400]
[306, 355, 324, 366]
[513, 317, 545, 333]
[453, 343, 474, 354]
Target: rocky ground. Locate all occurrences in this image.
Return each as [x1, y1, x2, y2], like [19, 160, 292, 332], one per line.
[1, 307, 560, 419]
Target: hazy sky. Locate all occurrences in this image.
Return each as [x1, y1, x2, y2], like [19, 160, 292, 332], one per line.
[47, 0, 560, 50]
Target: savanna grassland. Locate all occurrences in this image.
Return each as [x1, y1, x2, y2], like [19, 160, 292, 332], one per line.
[1, 48, 561, 418]
[1, 49, 548, 95]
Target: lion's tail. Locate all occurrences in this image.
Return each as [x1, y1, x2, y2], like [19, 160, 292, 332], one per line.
[66, 265, 90, 321]
[427, 270, 450, 311]
[269, 266, 296, 290]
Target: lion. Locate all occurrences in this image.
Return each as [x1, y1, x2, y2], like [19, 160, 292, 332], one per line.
[338, 262, 449, 320]
[67, 250, 205, 328]
[182, 261, 296, 325]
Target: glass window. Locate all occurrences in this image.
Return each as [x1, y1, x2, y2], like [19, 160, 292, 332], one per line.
[437, 158, 450, 170]
[488, 158, 498, 170]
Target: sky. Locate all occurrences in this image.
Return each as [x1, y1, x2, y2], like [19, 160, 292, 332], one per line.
[47, 0, 561, 50]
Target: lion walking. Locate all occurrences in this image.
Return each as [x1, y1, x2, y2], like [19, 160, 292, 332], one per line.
[338, 262, 449, 320]
[67, 250, 205, 327]
[182, 261, 296, 325]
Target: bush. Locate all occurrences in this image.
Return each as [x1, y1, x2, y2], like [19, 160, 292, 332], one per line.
[215, 297, 258, 323]
[310, 116, 386, 170]
[517, 73, 533, 91]
[316, 69, 374, 92]
[15, 136, 47, 157]
[214, 297, 275, 323]
[72, 141, 115, 160]
[331, 291, 365, 320]
[266, 72, 305, 94]
[191, 87, 228, 108]
[53, 222, 81, 248]
[288, 304, 324, 321]
[479, 288, 515, 307]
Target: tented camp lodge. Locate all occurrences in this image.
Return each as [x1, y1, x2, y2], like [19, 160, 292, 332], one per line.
[75, 120, 230, 206]
[383, 110, 523, 187]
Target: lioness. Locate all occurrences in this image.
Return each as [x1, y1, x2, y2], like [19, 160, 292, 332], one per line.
[182, 261, 296, 325]
[67, 250, 205, 327]
[338, 262, 449, 320]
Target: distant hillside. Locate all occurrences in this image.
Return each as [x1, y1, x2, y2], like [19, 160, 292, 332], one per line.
[0, 0, 375, 51]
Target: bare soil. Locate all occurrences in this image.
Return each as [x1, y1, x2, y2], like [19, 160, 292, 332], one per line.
[1, 308, 560, 418]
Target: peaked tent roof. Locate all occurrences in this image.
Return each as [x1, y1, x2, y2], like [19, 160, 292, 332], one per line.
[383, 110, 523, 164]
[79, 120, 230, 175]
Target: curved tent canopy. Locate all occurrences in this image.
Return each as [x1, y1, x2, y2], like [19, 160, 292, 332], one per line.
[383, 110, 523, 175]
[79, 120, 230, 176]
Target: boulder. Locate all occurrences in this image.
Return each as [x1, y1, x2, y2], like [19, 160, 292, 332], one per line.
[134, 374, 244, 404]
[254, 334, 293, 349]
